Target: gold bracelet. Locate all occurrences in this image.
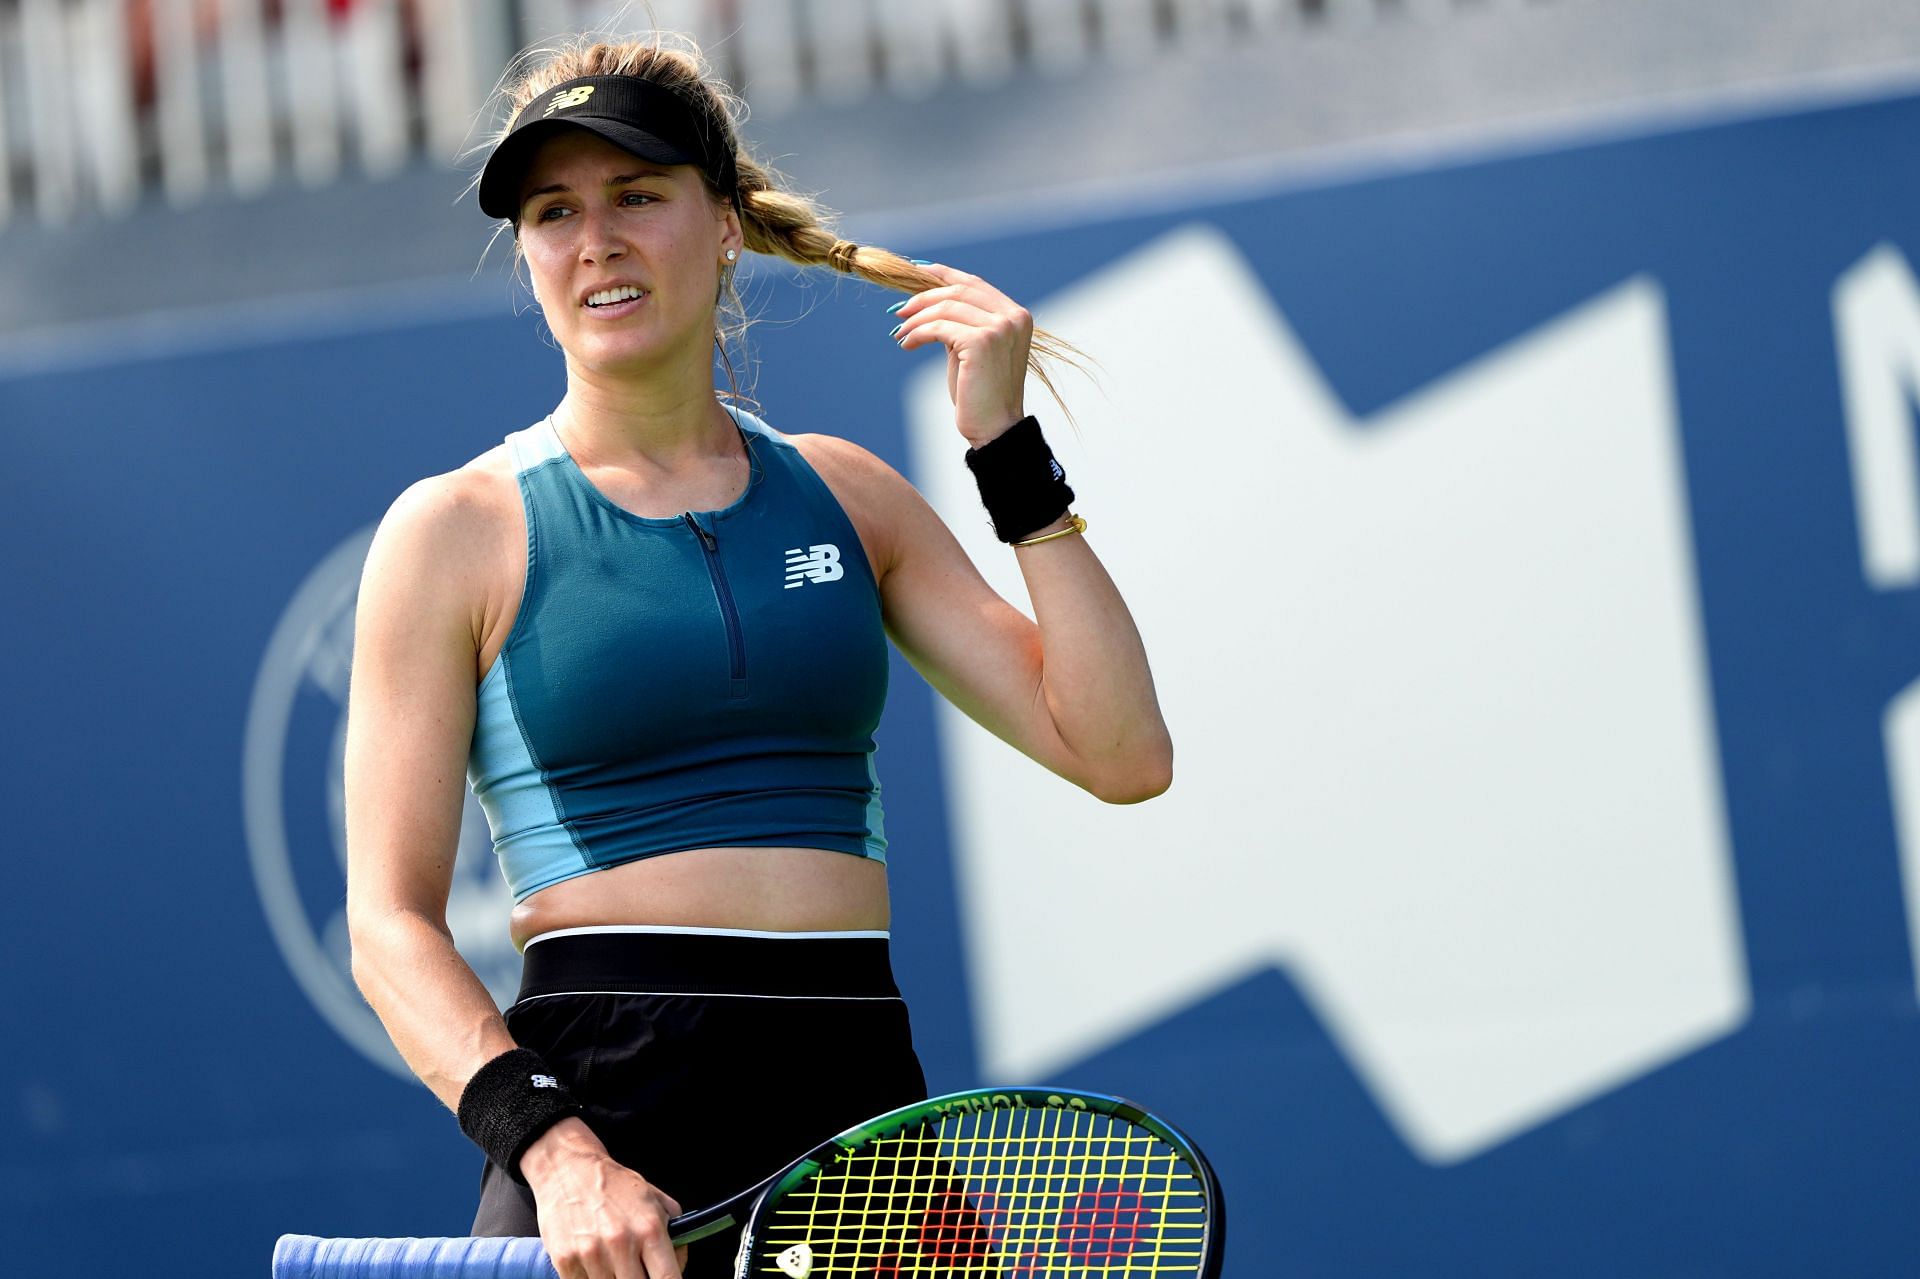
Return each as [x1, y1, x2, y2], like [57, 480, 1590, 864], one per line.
[1012, 513, 1088, 547]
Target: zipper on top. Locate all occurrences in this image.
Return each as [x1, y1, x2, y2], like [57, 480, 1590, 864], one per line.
[684, 512, 748, 699]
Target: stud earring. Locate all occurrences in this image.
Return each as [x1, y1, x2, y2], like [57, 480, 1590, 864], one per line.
[725, 249, 739, 262]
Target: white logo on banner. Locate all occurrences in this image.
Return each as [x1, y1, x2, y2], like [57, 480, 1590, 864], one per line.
[905, 224, 1749, 1163]
[242, 528, 519, 1078]
[1834, 242, 1920, 1009]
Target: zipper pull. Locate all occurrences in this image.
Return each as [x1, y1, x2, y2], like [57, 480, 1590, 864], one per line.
[682, 511, 717, 551]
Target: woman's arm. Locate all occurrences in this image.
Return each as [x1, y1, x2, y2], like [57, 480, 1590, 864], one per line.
[804, 434, 1172, 804]
[344, 471, 685, 1279]
[927, 504, 1174, 803]
[800, 263, 1173, 802]
[345, 471, 513, 1102]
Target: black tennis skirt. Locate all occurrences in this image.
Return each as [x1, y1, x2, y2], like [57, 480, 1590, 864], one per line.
[471, 927, 929, 1277]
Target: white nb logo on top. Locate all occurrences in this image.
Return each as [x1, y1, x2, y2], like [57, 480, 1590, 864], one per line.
[784, 544, 843, 588]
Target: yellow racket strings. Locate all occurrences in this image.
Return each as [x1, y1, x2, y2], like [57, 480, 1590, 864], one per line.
[756, 1104, 1208, 1275]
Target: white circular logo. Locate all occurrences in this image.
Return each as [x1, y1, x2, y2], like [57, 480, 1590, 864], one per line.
[243, 528, 520, 1077]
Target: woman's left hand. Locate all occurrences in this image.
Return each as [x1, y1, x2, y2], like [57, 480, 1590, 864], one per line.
[890, 264, 1032, 446]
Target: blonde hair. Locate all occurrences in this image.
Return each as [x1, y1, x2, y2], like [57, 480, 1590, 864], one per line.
[480, 32, 1086, 414]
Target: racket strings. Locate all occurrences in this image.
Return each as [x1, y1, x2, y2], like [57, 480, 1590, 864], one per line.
[753, 1106, 1209, 1276]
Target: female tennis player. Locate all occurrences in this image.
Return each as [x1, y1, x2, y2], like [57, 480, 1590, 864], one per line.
[343, 33, 1171, 1279]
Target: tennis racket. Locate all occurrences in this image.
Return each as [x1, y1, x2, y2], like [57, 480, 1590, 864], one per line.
[275, 1085, 1225, 1278]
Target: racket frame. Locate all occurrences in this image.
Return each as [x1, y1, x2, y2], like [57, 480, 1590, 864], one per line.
[700, 1085, 1226, 1278]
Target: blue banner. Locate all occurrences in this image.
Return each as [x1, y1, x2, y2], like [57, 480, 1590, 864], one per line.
[7, 84, 1920, 1276]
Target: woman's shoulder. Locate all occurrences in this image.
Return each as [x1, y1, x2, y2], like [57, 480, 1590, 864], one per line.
[367, 444, 522, 578]
[389, 445, 517, 528]
[780, 429, 909, 498]
[726, 404, 894, 474]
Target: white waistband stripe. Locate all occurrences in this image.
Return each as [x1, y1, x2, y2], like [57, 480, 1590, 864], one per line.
[511, 990, 903, 1007]
[524, 924, 891, 947]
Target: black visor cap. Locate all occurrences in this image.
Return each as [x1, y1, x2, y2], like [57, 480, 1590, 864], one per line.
[478, 75, 739, 221]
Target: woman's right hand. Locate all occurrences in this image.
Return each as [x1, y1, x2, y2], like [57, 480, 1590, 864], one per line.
[521, 1118, 690, 1279]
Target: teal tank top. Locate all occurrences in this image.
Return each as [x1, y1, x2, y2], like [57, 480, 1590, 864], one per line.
[467, 406, 890, 901]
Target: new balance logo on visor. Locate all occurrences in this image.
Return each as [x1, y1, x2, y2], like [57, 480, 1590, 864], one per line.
[545, 85, 595, 115]
[784, 544, 844, 588]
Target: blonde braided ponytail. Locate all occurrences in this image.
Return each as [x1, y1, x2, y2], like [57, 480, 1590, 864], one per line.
[735, 156, 1087, 415]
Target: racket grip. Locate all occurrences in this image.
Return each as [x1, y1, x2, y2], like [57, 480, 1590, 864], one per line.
[273, 1235, 558, 1279]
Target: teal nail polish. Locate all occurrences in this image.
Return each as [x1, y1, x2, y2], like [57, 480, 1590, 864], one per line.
[910, 259, 934, 266]
[887, 322, 904, 338]
[885, 300, 907, 314]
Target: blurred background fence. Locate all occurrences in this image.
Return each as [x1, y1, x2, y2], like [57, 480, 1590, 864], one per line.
[0, 0, 1553, 228]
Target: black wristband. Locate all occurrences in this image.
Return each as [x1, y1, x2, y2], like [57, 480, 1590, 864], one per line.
[456, 1047, 584, 1185]
[963, 416, 1076, 543]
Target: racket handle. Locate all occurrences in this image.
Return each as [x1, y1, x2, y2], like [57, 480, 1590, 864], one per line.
[273, 1235, 558, 1279]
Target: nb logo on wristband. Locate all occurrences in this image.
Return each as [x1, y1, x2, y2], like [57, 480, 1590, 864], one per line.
[531, 1074, 560, 1089]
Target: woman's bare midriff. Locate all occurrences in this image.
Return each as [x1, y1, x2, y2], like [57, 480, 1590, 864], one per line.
[508, 845, 892, 950]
